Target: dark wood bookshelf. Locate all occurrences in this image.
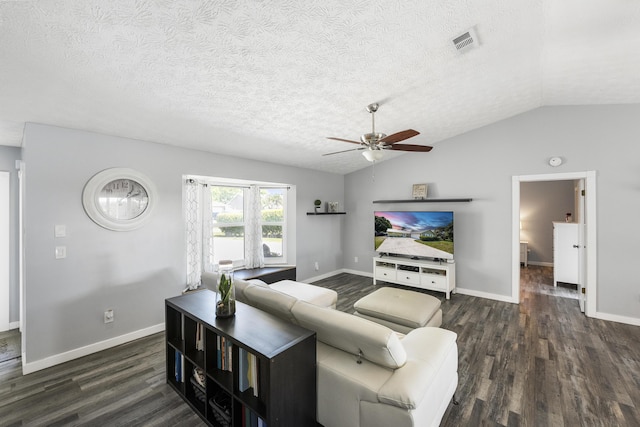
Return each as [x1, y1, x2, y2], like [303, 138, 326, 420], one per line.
[166, 290, 317, 426]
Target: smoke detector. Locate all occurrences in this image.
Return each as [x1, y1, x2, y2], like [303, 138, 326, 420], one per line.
[452, 27, 479, 53]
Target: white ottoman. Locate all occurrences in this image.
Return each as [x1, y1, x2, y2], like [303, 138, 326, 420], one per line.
[269, 280, 338, 309]
[354, 287, 442, 333]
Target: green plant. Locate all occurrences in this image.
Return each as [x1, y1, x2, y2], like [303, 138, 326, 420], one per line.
[216, 273, 236, 316]
[314, 199, 321, 207]
[218, 273, 232, 304]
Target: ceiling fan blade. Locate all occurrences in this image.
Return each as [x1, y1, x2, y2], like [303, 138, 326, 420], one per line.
[327, 137, 362, 145]
[322, 147, 365, 156]
[379, 129, 420, 144]
[387, 144, 433, 152]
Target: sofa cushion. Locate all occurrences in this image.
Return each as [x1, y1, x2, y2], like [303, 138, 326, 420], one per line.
[200, 271, 218, 291]
[291, 300, 407, 369]
[354, 287, 441, 329]
[377, 327, 458, 409]
[243, 284, 298, 323]
[200, 272, 255, 304]
[270, 280, 338, 308]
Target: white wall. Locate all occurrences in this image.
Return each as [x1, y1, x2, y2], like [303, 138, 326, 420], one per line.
[520, 180, 575, 264]
[22, 123, 344, 367]
[0, 146, 21, 326]
[344, 104, 640, 321]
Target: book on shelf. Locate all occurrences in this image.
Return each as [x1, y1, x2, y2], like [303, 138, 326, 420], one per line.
[195, 323, 204, 351]
[174, 350, 184, 383]
[216, 336, 233, 371]
[238, 348, 259, 396]
[242, 405, 265, 427]
[238, 348, 250, 392]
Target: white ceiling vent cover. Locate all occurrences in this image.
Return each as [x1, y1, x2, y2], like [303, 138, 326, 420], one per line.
[452, 27, 479, 53]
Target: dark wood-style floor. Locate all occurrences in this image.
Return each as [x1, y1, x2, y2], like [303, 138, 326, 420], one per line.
[1, 266, 638, 426]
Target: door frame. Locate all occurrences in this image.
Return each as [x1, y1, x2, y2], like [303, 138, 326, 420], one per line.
[512, 171, 597, 316]
[0, 171, 9, 332]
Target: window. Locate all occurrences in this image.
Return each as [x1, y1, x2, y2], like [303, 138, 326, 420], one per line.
[211, 186, 245, 264]
[210, 184, 287, 266]
[260, 187, 286, 263]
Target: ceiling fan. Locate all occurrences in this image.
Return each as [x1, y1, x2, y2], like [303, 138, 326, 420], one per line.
[324, 103, 432, 162]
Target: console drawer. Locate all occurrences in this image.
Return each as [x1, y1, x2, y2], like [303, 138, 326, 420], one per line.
[396, 271, 420, 286]
[421, 274, 447, 290]
[375, 267, 396, 282]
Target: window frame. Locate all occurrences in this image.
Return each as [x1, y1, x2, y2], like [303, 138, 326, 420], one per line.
[209, 182, 289, 268]
[258, 187, 287, 265]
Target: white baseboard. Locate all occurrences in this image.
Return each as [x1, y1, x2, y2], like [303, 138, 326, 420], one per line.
[302, 268, 371, 283]
[22, 323, 165, 375]
[301, 270, 342, 283]
[594, 311, 640, 327]
[455, 287, 518, 304]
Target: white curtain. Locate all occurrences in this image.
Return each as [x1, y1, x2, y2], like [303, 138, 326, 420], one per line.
[244, 185, 264, 269]
[185, 179, 214, 289]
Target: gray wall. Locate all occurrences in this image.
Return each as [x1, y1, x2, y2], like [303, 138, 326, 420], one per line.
[0, 145, 21, 324]
[520, 180, 575, 264]
[22, 123, 344, 363]
[344, 104, 640, 321]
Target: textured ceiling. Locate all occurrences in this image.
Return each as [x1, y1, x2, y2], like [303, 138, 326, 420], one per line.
[1, 1, 639, 174]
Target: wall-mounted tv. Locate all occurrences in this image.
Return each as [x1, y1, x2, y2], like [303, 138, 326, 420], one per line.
[374, 211, 454, 260]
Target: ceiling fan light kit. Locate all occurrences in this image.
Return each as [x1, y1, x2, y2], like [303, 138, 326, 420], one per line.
[362, 149, 384, 162]
[324, 102, 433, 163]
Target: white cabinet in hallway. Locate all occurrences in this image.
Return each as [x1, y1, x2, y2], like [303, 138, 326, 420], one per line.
[553, 222, 580, 286]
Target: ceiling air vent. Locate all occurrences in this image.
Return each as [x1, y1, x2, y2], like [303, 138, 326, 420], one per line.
[452, 27, 479, 53]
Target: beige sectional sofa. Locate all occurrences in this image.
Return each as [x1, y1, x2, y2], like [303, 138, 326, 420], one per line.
[201, 273, 458, 427]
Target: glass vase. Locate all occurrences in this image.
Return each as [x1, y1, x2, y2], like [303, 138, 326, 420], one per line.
[216, 260, 236, 317]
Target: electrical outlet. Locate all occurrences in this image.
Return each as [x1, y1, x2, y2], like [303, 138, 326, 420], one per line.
[314, 261, 319, 271]
[354, 256, 359, 263]
[104, 309, 114, 323]
[55, 246, 66, 259]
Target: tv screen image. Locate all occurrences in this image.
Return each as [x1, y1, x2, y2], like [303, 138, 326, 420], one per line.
[374, 211, 454, 260]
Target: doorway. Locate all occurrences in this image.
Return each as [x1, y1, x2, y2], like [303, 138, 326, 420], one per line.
[512, 171, 597, 317]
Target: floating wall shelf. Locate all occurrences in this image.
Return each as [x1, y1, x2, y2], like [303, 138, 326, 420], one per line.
[372, 198, 472, 204]
[306, 212, 347, 215]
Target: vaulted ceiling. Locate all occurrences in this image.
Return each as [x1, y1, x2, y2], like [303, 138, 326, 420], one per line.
[1, 1, 639, 174]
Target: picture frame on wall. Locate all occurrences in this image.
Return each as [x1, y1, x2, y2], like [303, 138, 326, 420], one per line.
[412, 184, 428, 199]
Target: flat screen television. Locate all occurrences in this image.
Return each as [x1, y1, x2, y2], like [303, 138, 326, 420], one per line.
[374, 211, 454, 260]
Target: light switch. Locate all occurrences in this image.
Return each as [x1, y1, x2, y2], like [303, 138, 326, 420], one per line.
[55, 246, 66, 259]
[54, 225, 66, 237]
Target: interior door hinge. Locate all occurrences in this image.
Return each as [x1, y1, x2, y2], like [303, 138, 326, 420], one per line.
[581, 189, 585, 196]
[582, 287, 586, 294]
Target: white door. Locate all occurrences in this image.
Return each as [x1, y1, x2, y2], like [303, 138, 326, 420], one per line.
[0, 171, 9, 332]
[553, 222, 580, 285]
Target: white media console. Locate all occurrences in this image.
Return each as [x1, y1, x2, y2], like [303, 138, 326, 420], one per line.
[373, 256, 456, 299]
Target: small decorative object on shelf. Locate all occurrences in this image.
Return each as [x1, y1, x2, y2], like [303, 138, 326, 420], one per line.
[412, 183, 428, 199]
[314, 199, 322, 213]
[565, 212, 572, 223]
[327, 201, 339, 213]
[216, 260, 236, 317]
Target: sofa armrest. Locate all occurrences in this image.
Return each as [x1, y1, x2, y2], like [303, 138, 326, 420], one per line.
[377, 327, 457, 410]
